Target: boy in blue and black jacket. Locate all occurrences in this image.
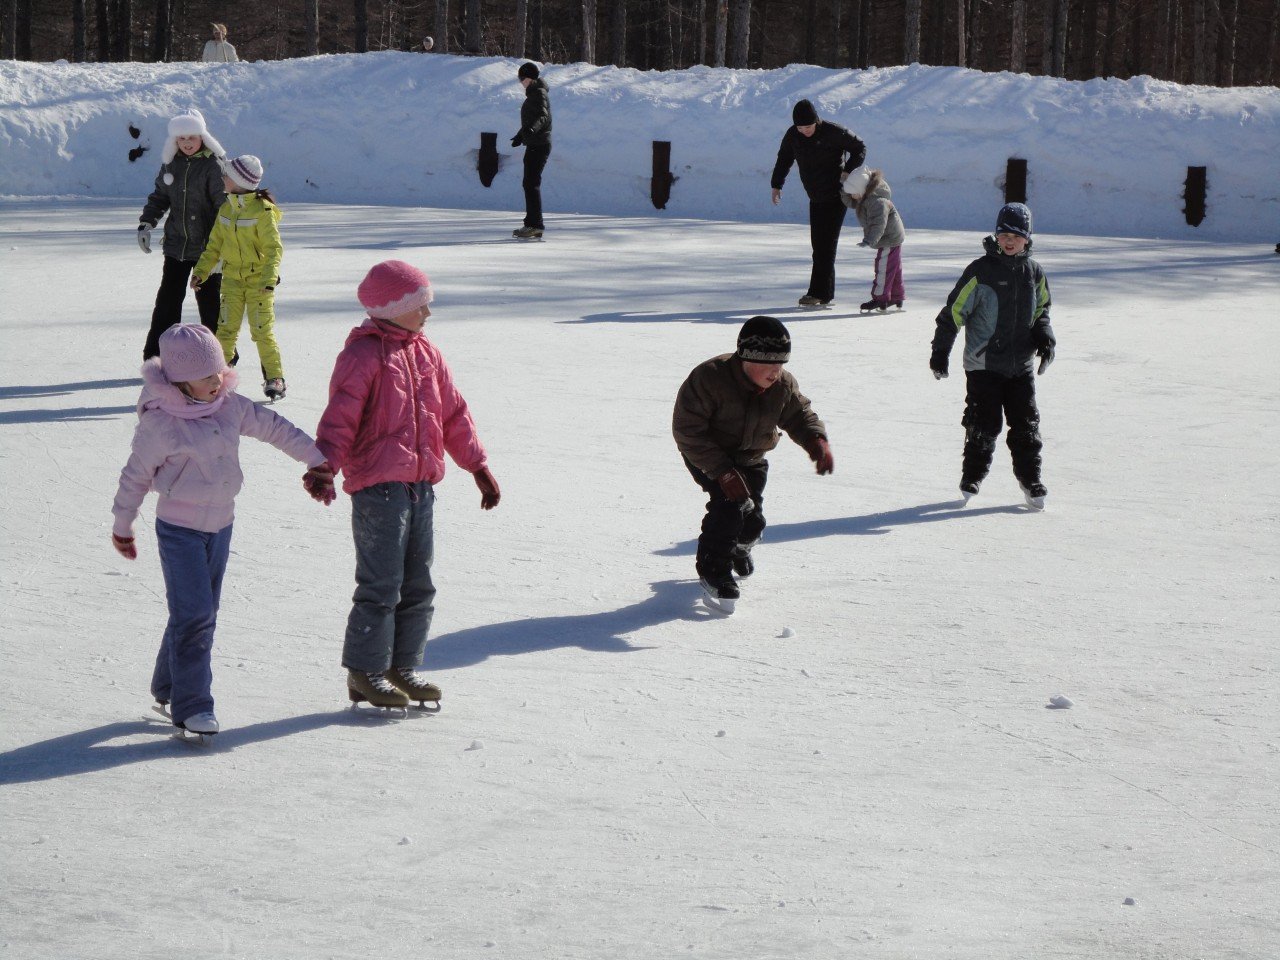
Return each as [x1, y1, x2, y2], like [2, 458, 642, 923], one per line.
[929, 203, 1056, 510]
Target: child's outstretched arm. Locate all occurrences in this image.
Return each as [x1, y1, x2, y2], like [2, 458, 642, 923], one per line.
[237, 402, 330, 500]
[191, 212, 227, 287]
[111, 418, 169, 558]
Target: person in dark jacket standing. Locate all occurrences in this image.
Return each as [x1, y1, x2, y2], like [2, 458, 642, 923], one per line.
[770, 99, 866, 307]
[137, 109, 227, 360]
[673, 316, 834, 611]
[511, 62, 552, 240]
[929, 203, 1056, 511]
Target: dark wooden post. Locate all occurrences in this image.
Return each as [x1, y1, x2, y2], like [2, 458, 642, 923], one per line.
[651, 141, 675, 210]
[478, 132, 499, 187]
[1005, 158, 1028, 204]
[1183, 166, 1207, 226]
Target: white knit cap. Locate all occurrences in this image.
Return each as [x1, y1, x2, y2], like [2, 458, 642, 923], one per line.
[223, 154, 264, 191]
[842, 165, 871, 197]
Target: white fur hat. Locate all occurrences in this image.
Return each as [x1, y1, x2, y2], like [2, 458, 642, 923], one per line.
[160, 109, 226, 183]
[842, 165, 871, 197]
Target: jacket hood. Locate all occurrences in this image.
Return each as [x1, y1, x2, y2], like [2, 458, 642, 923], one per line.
[138, 357, 239, 418]
[865, 170, 891, 200]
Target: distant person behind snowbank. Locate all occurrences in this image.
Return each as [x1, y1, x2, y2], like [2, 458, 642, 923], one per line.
[202, 24, 238, 62]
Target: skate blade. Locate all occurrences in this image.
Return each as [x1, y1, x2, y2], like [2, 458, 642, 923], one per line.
[1023, 495, 1046, 511]
[960, 490, 976, 504]
[347, 698, 410, 719]
[172, 728, 217, 745]
[151, 703, 173, 720]
[412, 700, 442, 713]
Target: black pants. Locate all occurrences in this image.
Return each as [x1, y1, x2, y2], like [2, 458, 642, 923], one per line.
[684, 458, 769, 575]
[961, 371, 1043, 486]
[523, 144, 551, 229]
[807, 198, 847, 301]
[143, 256, 222, 360]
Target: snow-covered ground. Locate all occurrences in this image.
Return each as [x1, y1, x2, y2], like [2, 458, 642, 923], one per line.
[1, 197, 1277, 959]
[2, 54, 1278, 239]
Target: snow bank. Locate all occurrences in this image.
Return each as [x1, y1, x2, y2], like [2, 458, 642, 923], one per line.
[1, 54, 1277, 240]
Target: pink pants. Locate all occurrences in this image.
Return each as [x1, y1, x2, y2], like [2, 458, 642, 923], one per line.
[871, 245, 905, 304]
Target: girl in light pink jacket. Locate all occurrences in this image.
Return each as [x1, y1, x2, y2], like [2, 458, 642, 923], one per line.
[316, 260, 500, 711]
[111, 323, 334, 737]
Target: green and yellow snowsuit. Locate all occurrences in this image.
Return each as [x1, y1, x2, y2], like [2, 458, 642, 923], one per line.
[193, 192, 285, 380]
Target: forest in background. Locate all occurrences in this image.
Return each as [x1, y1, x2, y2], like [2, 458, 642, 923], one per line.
[4, 0, 1278, 86]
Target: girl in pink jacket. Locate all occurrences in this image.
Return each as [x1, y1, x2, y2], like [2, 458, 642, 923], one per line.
[316, 260, 500, 711]
[111, 323, 333, 738]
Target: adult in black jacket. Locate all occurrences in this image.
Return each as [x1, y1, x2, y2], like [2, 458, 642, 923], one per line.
[511, 62, 552, 239]
[770, 99, 866, 306]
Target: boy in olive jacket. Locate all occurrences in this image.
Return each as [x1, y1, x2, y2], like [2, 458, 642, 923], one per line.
[192, 155, 288, 400]
[930, 203, 1056, 510]
[673, 316, 833, 607]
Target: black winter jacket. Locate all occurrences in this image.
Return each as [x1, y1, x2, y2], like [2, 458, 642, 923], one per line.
[931, 236, 1055, 378]
[518, 79, 552, 148]
[770, 121, 866, 203]
[140, 149, 227, 262]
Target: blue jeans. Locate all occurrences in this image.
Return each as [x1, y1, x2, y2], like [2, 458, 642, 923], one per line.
[342, 482, 437, 673]
[152, 519, 233, 724]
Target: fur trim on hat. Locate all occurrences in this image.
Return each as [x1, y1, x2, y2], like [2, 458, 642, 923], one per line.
[160, 108, 226, 183]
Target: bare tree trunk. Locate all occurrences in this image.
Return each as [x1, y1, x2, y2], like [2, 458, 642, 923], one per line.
[804, 0, 817, 63]
[515, 0, 528, 57]
[1266, 0, 1280, 85]
[728, 0, 749, 66]
[435, 0, 448, 52]
[695, 0, 705, 63]
[151, 0, 168, 60]
[956, 0, 966, 65]
[1, 0, 14, 59]
[464, 0, 480, 52]
[607, 0, 623, 64]
[355, 0, 368, 51]
[305, 0, 319, 54]
[713, 0, 727, 64]
[904, 0, 921, 62]
[1216, 0, 1238, 85]
[582, 0, 596, 60]
[95, 0, 110, 59]
[531, 0, 543, 59]
[1192, 0, 1207, 82]
[73, 0, 88, 60]
[1101, 0, 1118, 75]
[111, 0, 131, 60]
[1010, 0, 1026, 70]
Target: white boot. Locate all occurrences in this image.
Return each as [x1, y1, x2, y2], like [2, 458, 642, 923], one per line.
[181, 712, 220, 735]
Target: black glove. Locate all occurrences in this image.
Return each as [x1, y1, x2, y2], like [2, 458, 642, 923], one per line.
[510, 131, 524, 147]
[929, 353, 949, 380]
[1032, 326, 1057, 375]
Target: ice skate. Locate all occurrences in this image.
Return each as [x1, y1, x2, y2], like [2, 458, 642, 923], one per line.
[347, 670, 411, 711]
[384, 666, 442, 711]
[512, 226, 544, 240]
[1020, 481, 1048, 511]
[263, 377, 286, 402]
[175, 711, 219, 743]
[797, 294, 831, 308]
[959, 479, 981, 503]
[697, 565, 740, 615]
[859, 299, 888, 312]
[730, 541, 756, 579]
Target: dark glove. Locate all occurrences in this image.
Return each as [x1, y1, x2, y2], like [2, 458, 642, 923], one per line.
[716, 469, 751, 503]
[302, 462, 336, 506]
[473, 466, 501, 510]
[803, 436, 834, 475]
[137, 223, 152, 254]
[510, 131, 524, 148]
[930, 353, 949, 380]
[112, 533, 137, 560]
[1033, 326, 1057, 375]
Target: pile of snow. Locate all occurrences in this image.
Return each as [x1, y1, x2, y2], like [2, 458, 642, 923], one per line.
[1, 54, 1277, 240]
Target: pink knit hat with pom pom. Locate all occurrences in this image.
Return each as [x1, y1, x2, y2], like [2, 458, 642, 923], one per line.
[159, 323, 227, 382]
[357, 260, 434, 320]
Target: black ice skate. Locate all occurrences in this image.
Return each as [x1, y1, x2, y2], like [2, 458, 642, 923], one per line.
[1020, 481, 1048, 511]
[959, 479, 981, 503]
[730, 541, 756, 579]
[859, 299, 887, 312]
[263, 378, 286, 402]
[513, 226, 544, 240]
[798, 294, 832, 308]
[697, 566, 740, 615]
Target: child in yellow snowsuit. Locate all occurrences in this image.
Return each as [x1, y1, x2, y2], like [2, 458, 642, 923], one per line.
[192, 154, 287, 400]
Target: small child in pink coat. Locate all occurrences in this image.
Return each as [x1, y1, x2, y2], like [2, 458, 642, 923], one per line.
[111, 323, 333, 737]
[316, 260, 500, 711]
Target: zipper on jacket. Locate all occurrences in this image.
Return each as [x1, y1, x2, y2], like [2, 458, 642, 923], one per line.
[407, 343, 423, 468]
[180, 157, 191, 261]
